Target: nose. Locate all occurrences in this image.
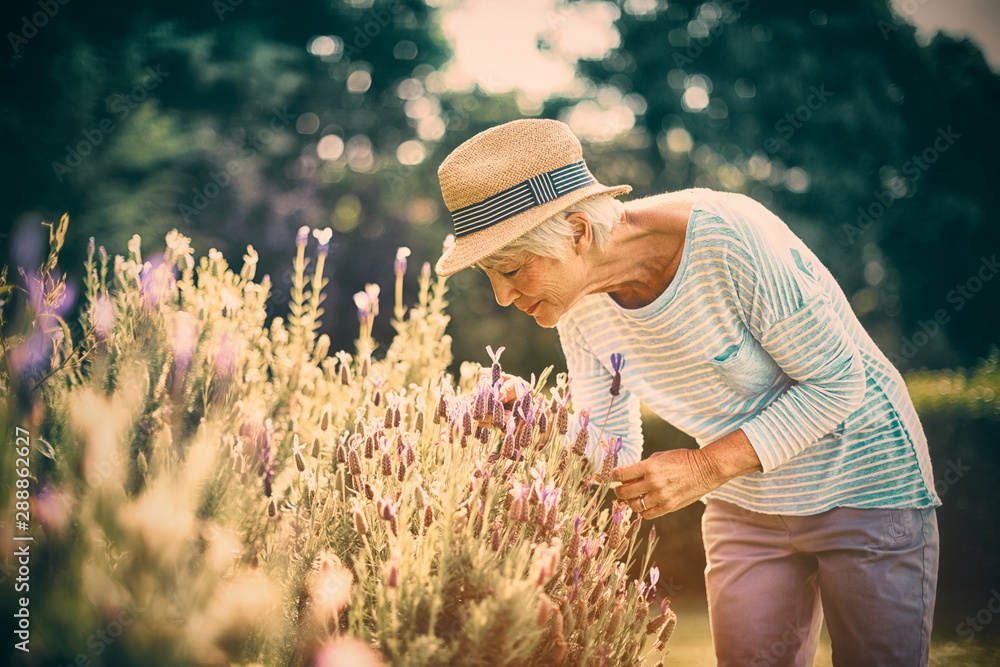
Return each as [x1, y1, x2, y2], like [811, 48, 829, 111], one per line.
[487, 273, 519, 307]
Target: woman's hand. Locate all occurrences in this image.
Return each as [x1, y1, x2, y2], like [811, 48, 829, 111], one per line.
[612, 429, 763, 519]
[611, 449, 723, 519]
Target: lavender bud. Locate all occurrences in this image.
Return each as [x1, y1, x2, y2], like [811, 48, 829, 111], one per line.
[320, 409, 330, 432]
[537, 412, 547, 438]
[414, 411, 424, 433]
[573, 429, 588, 456]
[472, 391, 487, 421]
[381, 451, 393, 476]
[478, 425, 489, 444]
[268, 498, 277, 517]
[509, 497, 523, 523]
[520, 392, 532, 418]
[352, 509, 369, 536]
[599, 456, 613, 484]
[406, 445, 416, 467]
[492, 522, 502, 551]
[340, 363, 351, 386]
[492, 362, 501, 387]
[492, 397, 504, 424]
[397, 459, 407, 482]
[384, 406, 394, 430]
[460, 434, 468, 449]
[462, 410, 473, 436]
[394, 405, 401, 428]
[516, 423, 531, 452]
[349, 448, 362, 477]
[558, 406, 568, 434]
[414, 485, 426, 508]
[656, 610, 677, 650]
[294, 450, 306, 472]
[373, 389, 382, 407]
[310, 436, 321, 459]
[337, 443, 347, 464]
[423, 504, 433, 528]
[501, 433, 514, 459]
[365, 435, 374, 459]
[364, 482, 375, 500]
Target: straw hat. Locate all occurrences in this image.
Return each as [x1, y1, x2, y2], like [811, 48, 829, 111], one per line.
[434, 119, 631, 276]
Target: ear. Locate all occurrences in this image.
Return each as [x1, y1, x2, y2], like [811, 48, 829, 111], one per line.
[566, 212, 594, 256]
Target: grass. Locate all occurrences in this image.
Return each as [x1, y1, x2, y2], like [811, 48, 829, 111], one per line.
[657, 596, 1000, 666]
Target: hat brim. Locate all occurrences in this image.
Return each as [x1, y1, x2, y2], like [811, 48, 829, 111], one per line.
[435, 182, 632, 276]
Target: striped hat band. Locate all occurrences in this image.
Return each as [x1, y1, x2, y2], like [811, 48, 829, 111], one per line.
[449, 160, 596, 238]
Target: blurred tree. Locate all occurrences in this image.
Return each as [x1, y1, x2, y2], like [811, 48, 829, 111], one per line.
[562, 0, 1000, 370]
[1, 0, 450, 351]
[3, 0, 997, 374]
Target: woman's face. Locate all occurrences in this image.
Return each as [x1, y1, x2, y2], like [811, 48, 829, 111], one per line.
[483, 253, 586, 328]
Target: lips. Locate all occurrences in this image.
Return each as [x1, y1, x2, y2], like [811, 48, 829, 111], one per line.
[525, 301, 541, 315]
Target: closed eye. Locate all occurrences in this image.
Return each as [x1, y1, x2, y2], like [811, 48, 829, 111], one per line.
[502, 268, 519, 278]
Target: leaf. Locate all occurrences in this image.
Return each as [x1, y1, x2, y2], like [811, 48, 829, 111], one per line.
[35, 437, 56, 460]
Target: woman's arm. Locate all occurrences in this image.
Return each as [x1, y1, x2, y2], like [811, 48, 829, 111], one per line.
[612, 428, 761, 518]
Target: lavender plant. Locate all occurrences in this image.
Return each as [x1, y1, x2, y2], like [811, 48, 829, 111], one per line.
[0, 223, 676, 666]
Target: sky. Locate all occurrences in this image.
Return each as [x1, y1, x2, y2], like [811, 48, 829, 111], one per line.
[433, 0, 1000, 103]
[891, 0, 1000, 71]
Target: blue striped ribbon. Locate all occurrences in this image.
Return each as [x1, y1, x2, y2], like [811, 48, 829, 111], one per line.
[450, 160, 597, 237]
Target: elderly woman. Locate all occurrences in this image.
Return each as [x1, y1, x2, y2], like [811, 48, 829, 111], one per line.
[434, 119, 940, 667]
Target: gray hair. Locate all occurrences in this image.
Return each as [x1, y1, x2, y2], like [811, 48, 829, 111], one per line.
[478, 195, 625, 270]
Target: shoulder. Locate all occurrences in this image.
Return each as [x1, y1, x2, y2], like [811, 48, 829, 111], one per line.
[558, 294, 619, 341]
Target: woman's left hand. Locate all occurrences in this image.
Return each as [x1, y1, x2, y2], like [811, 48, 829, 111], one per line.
[611, 449, 725, 519]
[612, 430, 763, 519]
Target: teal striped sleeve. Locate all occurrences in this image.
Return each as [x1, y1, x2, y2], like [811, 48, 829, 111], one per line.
[558, 318, 644, 467]
[725, 209, 867, 472]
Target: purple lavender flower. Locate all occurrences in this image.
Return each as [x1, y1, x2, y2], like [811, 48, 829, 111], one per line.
[312, 227, 333, 256]
[296, 225, 310, 247]
[602, 435, 624, 471]
[139, 255, 175, 308]
[214, 332, 237, 383]
[91, 296, 115, 341]
[394, 247, 411, 277]
[353, 291, 370, 322]
[486, 345, 505, 387]
[610, 353, 625, 397]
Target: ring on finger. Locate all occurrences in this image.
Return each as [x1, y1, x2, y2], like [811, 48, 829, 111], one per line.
[640, 494, 648, 512]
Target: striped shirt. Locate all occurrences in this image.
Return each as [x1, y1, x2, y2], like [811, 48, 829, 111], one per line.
[558, 189, 941, 515]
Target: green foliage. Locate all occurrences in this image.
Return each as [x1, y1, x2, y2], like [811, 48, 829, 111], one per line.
[1, 223, 675, 666]
[905, 348, 1000, 420]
